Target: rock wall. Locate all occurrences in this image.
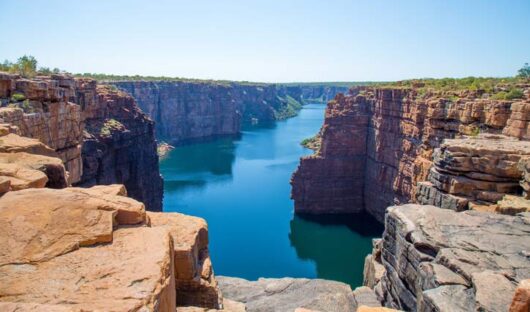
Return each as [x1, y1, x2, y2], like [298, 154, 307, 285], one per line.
[0, 73, 163, 211]
[367, 204, 530, 312]
[291, 85, 530, 222]
[77, 82, 163, 211]
[112, 81, 347, 144]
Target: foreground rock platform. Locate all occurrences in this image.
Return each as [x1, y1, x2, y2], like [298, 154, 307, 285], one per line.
[0, 185, 224, 311]
[217, 276, 358, 312]
[369, 204, 530, 311]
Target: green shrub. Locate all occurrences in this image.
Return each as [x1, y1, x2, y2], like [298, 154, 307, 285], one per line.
[505, 88, 524, 100]
[491, 88, 524, 100]
[11, 93, 26, 102]
[100, 118, 124, 137]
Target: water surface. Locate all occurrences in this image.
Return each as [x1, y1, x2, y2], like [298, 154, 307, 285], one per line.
[161, 104, 383, 287]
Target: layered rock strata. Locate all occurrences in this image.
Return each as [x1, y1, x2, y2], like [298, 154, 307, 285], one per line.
[416, 134, 530, 212]
[0, 73, 162, 210]
[364, 204, 530, 312]
[292, 85, 530, 221]
[112, 81, 347, 144]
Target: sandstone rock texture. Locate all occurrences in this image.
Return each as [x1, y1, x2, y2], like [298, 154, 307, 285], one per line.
[0, 184, 223, 311]
[148, 212, 222, 309]
[217, 276, 357, 312]
[78, 83, 163, 211]
[112, 81, 347, 145]
[370, 204, 530, 312]
[0, 73, 162, 210]
[417, 134, 530, 213]
[292, 85, 530, 222]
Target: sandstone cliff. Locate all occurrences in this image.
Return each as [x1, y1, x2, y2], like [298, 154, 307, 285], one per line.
[364, 204, 530, 312]
[112, 81, 347, 144]
[292, 84, 530, 221]
[0, 120, 223, 310]
[0, 73, 163, 210]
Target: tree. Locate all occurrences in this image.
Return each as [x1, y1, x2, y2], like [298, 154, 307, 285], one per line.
[518, 63, 530, 78]
[14, 55, 38, 77]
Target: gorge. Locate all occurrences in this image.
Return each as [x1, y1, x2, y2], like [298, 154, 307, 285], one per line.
[111, 80, 348, 145]
[0, 71, 529, 312]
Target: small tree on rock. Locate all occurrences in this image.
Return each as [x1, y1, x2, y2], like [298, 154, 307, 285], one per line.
[518, 63, 530, 78]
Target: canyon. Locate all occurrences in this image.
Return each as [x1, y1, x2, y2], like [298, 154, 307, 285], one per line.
[112, 80, 347, 144]
[0, 71, 529, 312]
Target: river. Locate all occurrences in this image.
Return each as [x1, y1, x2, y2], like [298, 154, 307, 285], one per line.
[160, 103, 383, 287]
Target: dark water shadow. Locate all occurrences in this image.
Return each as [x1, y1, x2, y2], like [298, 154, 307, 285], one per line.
[161, 137, 237, 177]
[288, 212, 384, 287]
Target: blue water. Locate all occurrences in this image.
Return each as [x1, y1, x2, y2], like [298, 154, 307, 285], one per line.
[160, 104, 383, 287]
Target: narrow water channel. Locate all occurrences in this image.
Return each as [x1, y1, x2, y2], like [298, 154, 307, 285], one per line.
[161, 103, 383, 287]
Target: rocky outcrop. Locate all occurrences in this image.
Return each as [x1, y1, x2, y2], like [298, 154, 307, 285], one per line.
[0, 73, 162, 211]
[292, 85, 530, 221]
[112, 81, 347, 144]
[368, 204, 530, 312]
[148, 211, 222, 309]
[0, 183, 224, 311]
[416, 134, 530, 212]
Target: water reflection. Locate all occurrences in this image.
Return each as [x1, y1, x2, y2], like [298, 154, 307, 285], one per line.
[289, 213, 384, 286]
[160, 137, 237, 194]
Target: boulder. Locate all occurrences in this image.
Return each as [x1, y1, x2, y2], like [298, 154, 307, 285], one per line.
[148, 211, 222, 308]
[0, 152, 67, 189]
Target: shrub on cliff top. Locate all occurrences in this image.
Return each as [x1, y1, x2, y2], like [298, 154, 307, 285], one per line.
[517, 63, 530, 78]
[0, 56, 64, 77]
[491, 88, 524, 100]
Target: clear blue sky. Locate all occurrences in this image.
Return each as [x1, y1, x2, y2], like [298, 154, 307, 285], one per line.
[1, 0, 529, 82]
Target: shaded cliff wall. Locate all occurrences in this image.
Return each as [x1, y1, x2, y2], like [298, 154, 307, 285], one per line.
[76, 80, 163, 211]
[112, 81, 347, 144]
[291, 85, 530, 221]
[0, 73, 163, 211]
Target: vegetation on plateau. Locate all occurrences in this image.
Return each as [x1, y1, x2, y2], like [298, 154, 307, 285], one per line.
[274, 95, 303, 120]
[0, 55, 62, 78]
[374, 64, 529, 101]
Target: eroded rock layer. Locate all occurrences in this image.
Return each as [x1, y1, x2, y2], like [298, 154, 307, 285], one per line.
[112, 81, 347, 144]
[0, 73, 162, 210]
[367, 204, 530, 312]
[292, 85, 530, 221]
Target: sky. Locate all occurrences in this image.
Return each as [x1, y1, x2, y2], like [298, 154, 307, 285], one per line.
[0, 0, 529, 82]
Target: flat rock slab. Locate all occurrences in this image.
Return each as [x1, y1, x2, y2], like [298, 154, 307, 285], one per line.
[217, 276, 356, 312]
[0, 187, 145, 265]
[0, 133, 57, 157]
[0, 227, 175, 311]
[378, 204, 530, 311]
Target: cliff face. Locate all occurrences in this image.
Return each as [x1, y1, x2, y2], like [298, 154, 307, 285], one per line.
[0, 113, 222, 310]
[291, 85, 530, 221]
[77, 82, 163, 211]
[369, 204, 530, 311]
[112, 81, 347, 144]
[0, 73, 163, 211]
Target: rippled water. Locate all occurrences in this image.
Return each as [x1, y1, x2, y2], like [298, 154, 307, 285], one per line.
[160, 104, 383, 287]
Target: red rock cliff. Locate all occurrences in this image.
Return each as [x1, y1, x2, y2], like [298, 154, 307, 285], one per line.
[0, 73, 163, 211]
[291, 84, 530, 221]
